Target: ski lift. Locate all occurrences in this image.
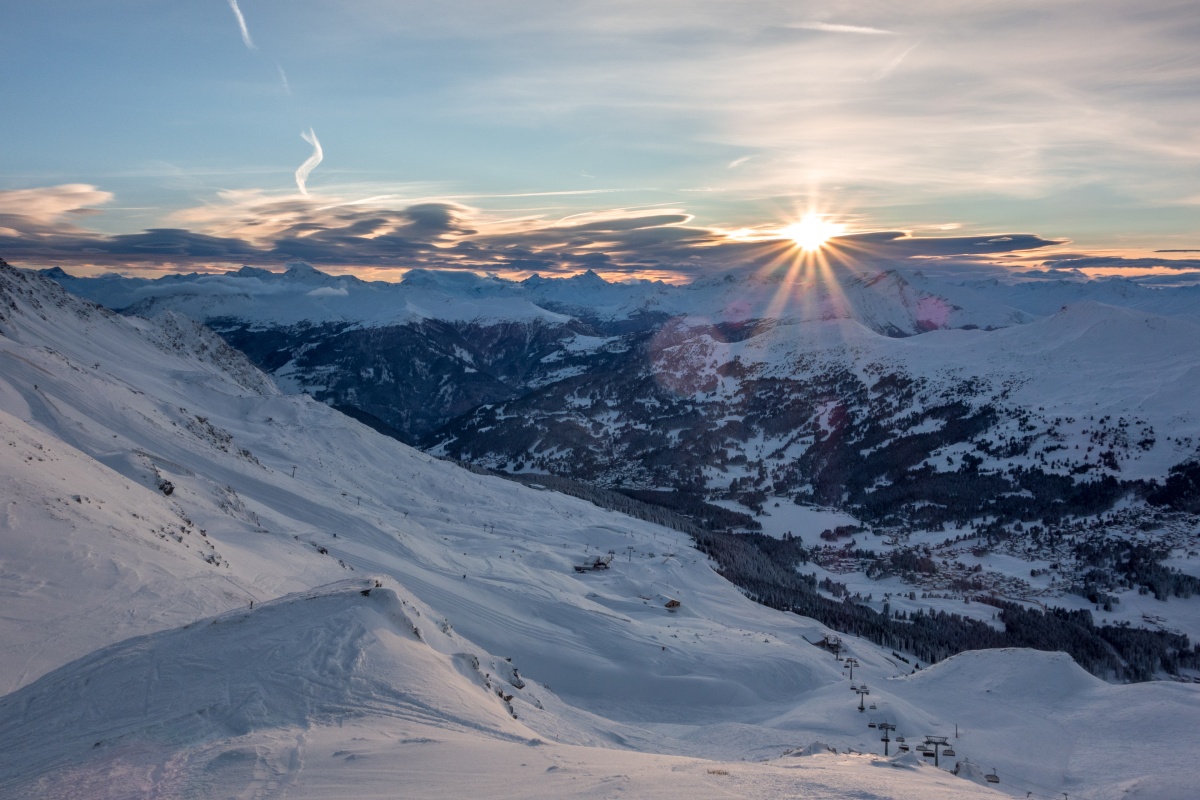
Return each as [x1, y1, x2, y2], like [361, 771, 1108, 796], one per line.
[915, 744, 930, 753]
[942, 748, 956, 757]
[922, 750, 936, 758]
[850, 684, 858, 691]
[868, 722, 877, 728]
[898, 744, 909, 752]
[896, 736, 905, 743]
[985, 769, 1000, 784]
[869, 702, 877, 709]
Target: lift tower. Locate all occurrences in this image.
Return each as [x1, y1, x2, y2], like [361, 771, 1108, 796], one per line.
[922, 735, 950, 767]
[854, 684, 870, 712]
[876, 722, 896, 756]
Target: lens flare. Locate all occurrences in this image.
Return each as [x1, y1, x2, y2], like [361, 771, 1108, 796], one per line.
[780, 213, 845, 252]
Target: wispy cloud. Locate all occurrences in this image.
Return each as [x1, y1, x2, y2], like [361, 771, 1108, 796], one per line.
[226, 0, 255, 50]
[277, 64, 291, 95]
[875, 44, 919, 80]
[446, 1, 1200, 212]
[789, 21, 893, 35]
[727, 155, 753, 169]
[295, 129, 324, 196]
[1042, 255, 1200, 272]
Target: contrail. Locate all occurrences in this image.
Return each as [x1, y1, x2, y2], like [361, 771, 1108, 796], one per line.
[295, 128, 323, 196]
[227, 0, 255, 50]
[876, 44, 919, 80]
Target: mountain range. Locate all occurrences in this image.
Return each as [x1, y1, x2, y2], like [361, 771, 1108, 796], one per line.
[4, 257, 1200, 798]
[44, 264, 1200, 633]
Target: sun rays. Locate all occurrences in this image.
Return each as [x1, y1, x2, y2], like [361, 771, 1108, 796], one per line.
[779, 212, 845, 252]
[748, 210, 864, 323]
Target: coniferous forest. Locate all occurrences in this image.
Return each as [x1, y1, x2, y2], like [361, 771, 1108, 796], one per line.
[454, 460, 1200, 681]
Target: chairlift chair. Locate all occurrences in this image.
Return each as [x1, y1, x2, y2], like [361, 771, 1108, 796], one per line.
[942, 748, 956, 757]
[868, 722, 877, 728]
[895, 736, 905, 742]
[985, 769, 1000, 784]
[898, 744, 910, 752]
[869, 702, 877, 709]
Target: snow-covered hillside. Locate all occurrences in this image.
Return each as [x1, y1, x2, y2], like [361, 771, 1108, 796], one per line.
[3, 261, 1199, 798]
[34, 264, 1200, 649]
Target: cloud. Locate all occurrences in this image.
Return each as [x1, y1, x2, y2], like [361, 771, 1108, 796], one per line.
[307, 286, 349, 297]
[0, 180, 1077, 280]
[1040, 255, 1200, 272]
[95, 228, 263, 259]
[0, 184, 113, 228]
[789, 21, 893, 35]
[226, 0, 255, 50]
[875, 43, 918, 80]
[295, 129, 323, 196]
[130, 274, 290, 299]
[829, 231, 1063, 258]
[437, 0, 1200, 209]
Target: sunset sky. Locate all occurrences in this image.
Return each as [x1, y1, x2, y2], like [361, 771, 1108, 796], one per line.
[3, 1, 1199, 281]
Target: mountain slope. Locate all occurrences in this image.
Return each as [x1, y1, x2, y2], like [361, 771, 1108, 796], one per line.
[2, 261, 1198, 798]
[36, 262, 1200, 661]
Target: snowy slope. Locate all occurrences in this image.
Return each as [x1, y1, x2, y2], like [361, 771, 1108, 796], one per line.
[0, 581, 535, 795]
[702, 300, 1200, 479]
[890, 649, 1200, 800]
[2, 262, 1197, 798]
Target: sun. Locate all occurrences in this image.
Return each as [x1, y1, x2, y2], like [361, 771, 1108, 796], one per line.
[779, 212, 845, 252]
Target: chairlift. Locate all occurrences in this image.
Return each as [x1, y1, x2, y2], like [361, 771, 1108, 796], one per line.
[898, 744, 910, 752]
[922, 750, 936, 758]
[896, 736, 905, 743]
[868, 722, 876, 728]
[942, 748, 956, 757]
[985, 769, 1000, 784]
[869, 702, 877, 709]
[915, 744, 930, 753]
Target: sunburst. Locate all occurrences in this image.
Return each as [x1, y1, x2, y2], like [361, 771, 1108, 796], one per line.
[778, 212, 845, 252]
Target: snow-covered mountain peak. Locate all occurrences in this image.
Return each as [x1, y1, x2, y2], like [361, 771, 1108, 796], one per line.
[38, 261, 1021, 335]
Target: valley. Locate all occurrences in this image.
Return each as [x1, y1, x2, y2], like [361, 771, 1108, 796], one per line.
[47, 263, 1200, 655]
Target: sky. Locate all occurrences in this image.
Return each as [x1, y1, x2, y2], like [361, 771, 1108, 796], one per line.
[2, 0, 1199, 282]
